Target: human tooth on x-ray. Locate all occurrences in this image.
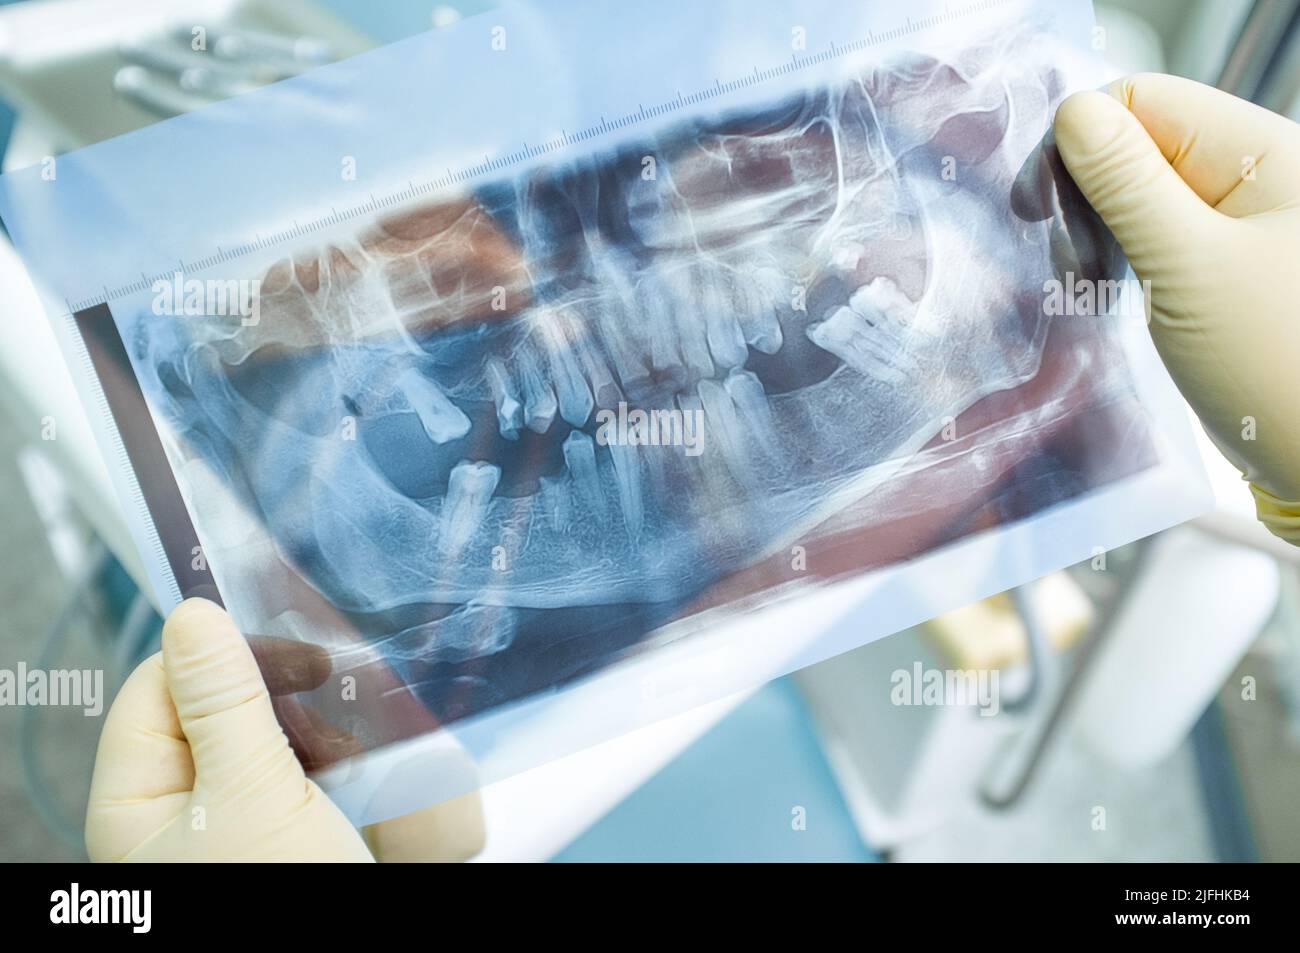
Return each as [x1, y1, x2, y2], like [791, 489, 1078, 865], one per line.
[131, 31, 1124, 726]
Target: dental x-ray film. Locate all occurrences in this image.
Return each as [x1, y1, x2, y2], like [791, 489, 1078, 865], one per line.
[0, 0, 1209, 821]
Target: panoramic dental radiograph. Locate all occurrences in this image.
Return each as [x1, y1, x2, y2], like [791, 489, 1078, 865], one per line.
[122, 36, 1143, 760]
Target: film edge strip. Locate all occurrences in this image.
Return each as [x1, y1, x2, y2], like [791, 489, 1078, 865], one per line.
[72, 302, 220, 607]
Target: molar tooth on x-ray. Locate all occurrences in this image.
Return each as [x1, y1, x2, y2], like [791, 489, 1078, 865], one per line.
[127, 29, 1129, 728]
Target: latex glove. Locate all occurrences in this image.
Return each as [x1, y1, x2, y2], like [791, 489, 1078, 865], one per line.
[85, 598, 374, 861]
[362, 793, 486, 863]
[87, 598, 487, 861]
[1053, 73, 1300, 545]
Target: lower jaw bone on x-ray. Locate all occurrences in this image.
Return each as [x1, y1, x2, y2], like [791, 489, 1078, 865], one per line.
[142, 44, 1118, 708]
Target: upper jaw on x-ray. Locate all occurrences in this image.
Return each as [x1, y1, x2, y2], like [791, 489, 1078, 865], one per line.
[134, 39, 1121, 716]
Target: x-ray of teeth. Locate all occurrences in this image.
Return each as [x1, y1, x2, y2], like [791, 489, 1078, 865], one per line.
[0, 0, 1211, 816]
[136, 37, 1124, 714]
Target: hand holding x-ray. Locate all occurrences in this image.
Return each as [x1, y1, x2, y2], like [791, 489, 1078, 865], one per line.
[85, 599, 374, 861]
[1055, 72, 1300, 545]
[86, 598, 484, 861]
[0, 0, 1210, 825]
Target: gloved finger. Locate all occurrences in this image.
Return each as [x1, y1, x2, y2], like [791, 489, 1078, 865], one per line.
[85, 653, 193, 861]
[363, 791, 486, 863]
[273, 694, 484, 858]
[1009, 128, 1125, 285]
[1053, 85, 1220, 279]
[1105, 73, 1300, 217]
[161, 598, 304, 796]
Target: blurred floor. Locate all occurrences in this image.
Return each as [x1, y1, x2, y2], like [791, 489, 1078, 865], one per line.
[894, 724, 1215, 862]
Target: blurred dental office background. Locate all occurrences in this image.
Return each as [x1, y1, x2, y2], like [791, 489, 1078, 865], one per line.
[1, 0, 1298, 862]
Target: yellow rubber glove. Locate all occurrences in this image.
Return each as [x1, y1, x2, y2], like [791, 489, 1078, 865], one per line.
[86, 598, 485, 861]
[1053, 73, 1300, 545]
[362, 793, 486, 863]
[86, 598, 374, 861]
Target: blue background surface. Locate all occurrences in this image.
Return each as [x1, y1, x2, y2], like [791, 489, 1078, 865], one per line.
[555, 679, 875, 862]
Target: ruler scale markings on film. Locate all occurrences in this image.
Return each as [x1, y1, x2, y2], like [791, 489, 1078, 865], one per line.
[65, 0, 1014, 311]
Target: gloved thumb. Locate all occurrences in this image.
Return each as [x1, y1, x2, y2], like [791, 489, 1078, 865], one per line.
[162, 598, 305, 793]
[1053, 84, 1218, 280]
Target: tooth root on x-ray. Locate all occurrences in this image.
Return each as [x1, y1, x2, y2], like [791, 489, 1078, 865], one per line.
[635, 277, 688, 393]
[591, 255, 654, 398]
[396, 367, 472, 443]
[516, 347, 559, 433]
[806, 306, 911, 386]
[536, 308, 596, 426]
[575, 326, 622, 410]
[538, 473, 571, 532]
[723, 367, 779, 459]
[673, 391, 714, 493]
[733, 271, 784, 355]
[670, 391, 712, 492]
[439, 460, 501, 557]
[676, 392, 704, 428]
[701, 273, 749, 370]
[697, 378, 755, 487]
[562, 429, 605, 516]
[601, 325, 654, 400]
[607, 442, 644, 541]
[638, 433, 671, 500]
[485, 357, 524, 439]
[667, 273, 716, 381]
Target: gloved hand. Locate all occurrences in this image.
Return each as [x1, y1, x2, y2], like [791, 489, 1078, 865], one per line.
[86, 598, 484, 862]
[1053, 73, 1300, 545]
